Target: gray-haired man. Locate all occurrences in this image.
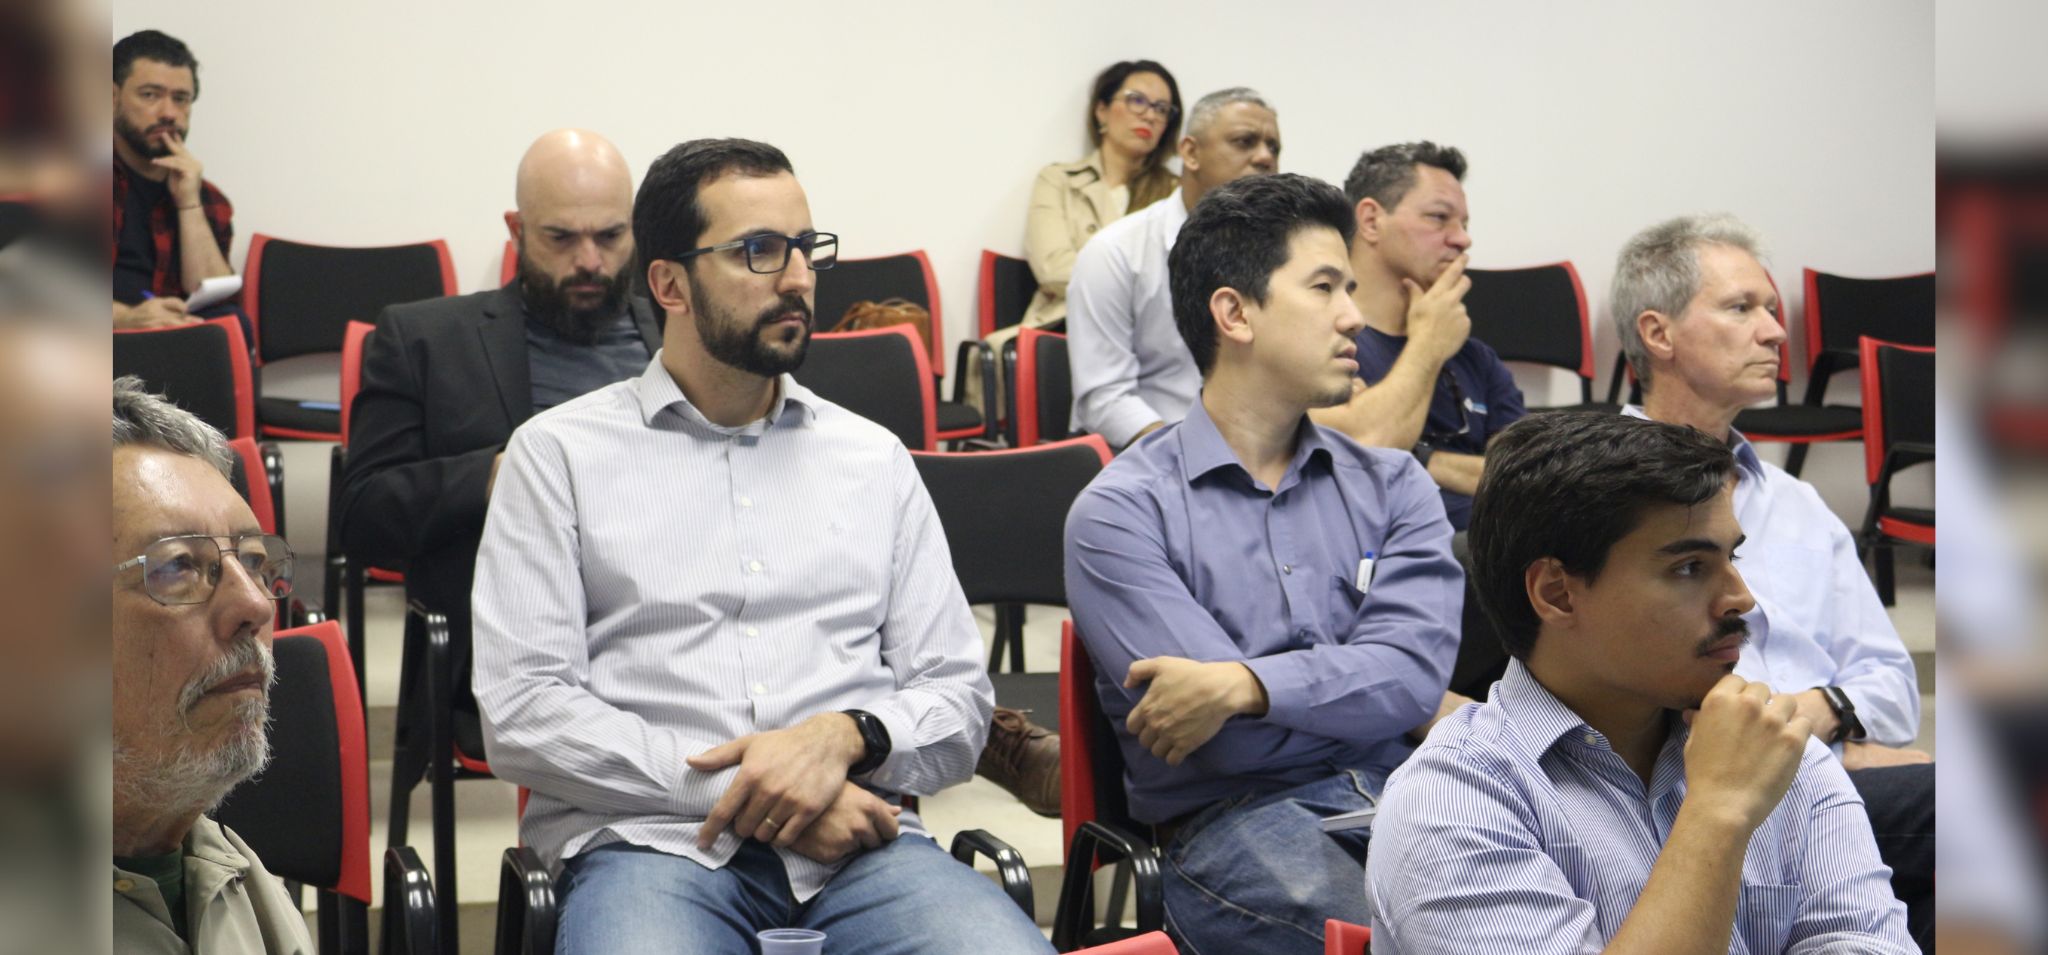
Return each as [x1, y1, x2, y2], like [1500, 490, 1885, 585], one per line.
[112, 377, 309, 953]
[1068, 87, 1281, 449]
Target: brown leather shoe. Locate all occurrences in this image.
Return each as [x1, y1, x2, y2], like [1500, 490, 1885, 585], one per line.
[976, 706, 1061, 817]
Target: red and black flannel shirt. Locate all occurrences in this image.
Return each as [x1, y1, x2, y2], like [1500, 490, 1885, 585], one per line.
[111, 159, 234, 298]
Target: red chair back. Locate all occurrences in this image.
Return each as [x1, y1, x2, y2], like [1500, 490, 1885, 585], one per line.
[112, 316, 257, 440]
[1858, 336, 1937, 487]
[1324, 917, 1372, 953]
[340, 320, 376, 445]
[501, 239, 518, 286]
[1072, 930, 1178, 954]
[803, 325, 939, 451]
[1060, 620, 1100, 859]
[226, 437, 277, 535]
[814, 249, 946, 375]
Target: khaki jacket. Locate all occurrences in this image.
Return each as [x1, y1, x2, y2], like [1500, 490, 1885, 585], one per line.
[1021, 151, 1175, 329]
[114, 816, 312, 954]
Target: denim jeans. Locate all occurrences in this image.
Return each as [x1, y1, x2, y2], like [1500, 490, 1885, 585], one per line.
[556, 835, 1053, 954]
[1161, 770, 1378, 955]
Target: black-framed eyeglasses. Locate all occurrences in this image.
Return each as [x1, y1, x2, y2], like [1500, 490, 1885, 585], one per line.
[665, 232, 839, 275]
[1117, 90, 1176, 121]
[114, 533, 295, 606]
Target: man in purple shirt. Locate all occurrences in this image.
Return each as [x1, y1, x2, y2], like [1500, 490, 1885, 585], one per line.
[1066, 173, 1462, 954]
[1366, 412, 1910, 954]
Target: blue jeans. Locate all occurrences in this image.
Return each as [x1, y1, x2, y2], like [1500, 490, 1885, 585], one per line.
[1849, 762, 1935, 949]
[556, 835, 1053, 955]
[1161, 771, 1377, 955]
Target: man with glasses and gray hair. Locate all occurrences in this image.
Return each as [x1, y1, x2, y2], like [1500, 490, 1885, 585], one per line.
[112, 376, 309, 952]
[1068, 86, 1281, 450]
[1613, 213, 1932, 946]
[471, 138, 1052, 953]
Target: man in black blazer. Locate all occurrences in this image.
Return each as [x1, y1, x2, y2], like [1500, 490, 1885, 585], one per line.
[341, 128, 655, 718]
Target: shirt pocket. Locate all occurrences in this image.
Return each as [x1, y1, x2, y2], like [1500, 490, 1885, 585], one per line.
[1736, 882, 1801, 954]
[1329, 574, 1366, 616]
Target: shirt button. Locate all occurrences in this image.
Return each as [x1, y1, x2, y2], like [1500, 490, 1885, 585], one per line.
[1583, 733, 1599, 746]
[748, 560, 763, 574]
[114, 879, 135, 892]
[744, 626, 759, 637]
[1282, 564, 1293, 575]
[752, 683, 768, 696]
[739, 496, 753, 508]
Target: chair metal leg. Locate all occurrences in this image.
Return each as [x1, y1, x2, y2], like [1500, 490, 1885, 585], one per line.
[425, 611, 460, 955]
[346, 561, 368, 709]
[1784, 443, 1811, 478]
[994, 604, 1027, 674]
[1876, 540, 1897, 606]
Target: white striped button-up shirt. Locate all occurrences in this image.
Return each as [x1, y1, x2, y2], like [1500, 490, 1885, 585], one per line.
[1365, 660, 1912, 954]
[471, 353, 992, 900]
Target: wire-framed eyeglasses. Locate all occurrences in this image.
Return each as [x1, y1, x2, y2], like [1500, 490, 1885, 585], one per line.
[114, 533, 295, 606]
[665, 232, 839, 275]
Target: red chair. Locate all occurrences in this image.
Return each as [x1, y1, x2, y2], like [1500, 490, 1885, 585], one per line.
[324, 320, 408, 684]
[1856, 337, 1935, 605]
[1727, 272, 1860, 476]
[209, 620, 400, 954]
[1071, 932, 1178, 954]
[113, 315, 257, 440]
[500, 239, 518, 286]
[244, 234, 457, 441]
[1006, 328, 1073, 448]
[1324, 918, 1372, 953]
[1056, 620, 1166, 950]
[815, 249, 988, 442]
[1764, 269, 1935, 476]
[1463, 262, 1611, 413]
[978, 249, 1039, 340]
[800, 325, 940, 451]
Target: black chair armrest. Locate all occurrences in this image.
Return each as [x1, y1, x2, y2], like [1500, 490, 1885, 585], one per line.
[1052, 820, 1163, 951]
[949, 828, 1035, 917]
[497, 846, 557, 955]
[1001, 337, 1023, 447]
[382, 846, 438, 955]
[323, 445, 347, 608]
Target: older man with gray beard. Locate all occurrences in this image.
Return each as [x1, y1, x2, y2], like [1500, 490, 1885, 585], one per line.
[112, 377, 309, 953]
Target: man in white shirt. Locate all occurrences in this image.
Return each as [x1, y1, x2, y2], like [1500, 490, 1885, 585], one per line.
[1068, 86, 1281, 449]
[471, 138, 1052, 954]
[1612, 213, 1932, 946]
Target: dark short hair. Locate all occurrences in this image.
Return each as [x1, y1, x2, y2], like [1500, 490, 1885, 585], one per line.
[633, 138, 794, 269]
[1468, 412, 1737, 661]
[114, 30, 200, 99]
[1168, 173, 1354, 374]
[1088, 60, 1182, 171]
[1341, 141, 1467, 210]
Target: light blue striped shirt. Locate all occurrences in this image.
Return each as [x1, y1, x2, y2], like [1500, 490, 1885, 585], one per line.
[1067, 187, 1200, 448]
[1621, 406, 1921, 746]
[1365, 660, 1912, 954]
[471, 352, 993, 901]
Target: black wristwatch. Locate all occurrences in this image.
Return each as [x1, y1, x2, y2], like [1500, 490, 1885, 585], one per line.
[1817, 686, 1864, 745]
[1411, 440, 1435, 469]
[842, 709, 891, 776]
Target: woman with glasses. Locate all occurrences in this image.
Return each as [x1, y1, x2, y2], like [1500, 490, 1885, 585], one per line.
[1021, 59, 1182, 330]
[968, 60, 1183, 416]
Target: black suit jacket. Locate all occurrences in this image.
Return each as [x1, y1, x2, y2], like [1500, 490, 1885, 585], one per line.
[339, 284, 661, 617]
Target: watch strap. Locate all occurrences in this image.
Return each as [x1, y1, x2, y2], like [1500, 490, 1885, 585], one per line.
[842, 709, 890, 776]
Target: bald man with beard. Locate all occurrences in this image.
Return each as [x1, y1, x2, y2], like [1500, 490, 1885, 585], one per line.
[340, 128, 662, 818]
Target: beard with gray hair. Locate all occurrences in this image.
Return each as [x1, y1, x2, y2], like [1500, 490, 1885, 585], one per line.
[113, 634, 277, 815]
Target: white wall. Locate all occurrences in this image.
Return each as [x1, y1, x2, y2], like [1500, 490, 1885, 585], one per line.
[112, 0, 1932, 510]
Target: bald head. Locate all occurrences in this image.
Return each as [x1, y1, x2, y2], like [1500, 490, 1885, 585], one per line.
[508, 129, 636, 332]
[514, 128, 631, 215]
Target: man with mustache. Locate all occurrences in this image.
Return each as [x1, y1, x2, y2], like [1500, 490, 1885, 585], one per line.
[342, 129, 658, 781]
[111, 30, 238, 332]
[113, 377, 309, 952]
[1613, 214, 1933, 945]
[470, 138, 1053, 953]
[1066, 174, 1461, 953]
[1068, 86, 1281, 449]
[1365, 411, 1911, 954]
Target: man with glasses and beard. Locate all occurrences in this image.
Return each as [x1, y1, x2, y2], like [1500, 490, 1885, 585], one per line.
[111, 30, 240, 333]
[341, 128, 659, 739]
[113, 377, 310, 952]
[470, 138, 1053, 953]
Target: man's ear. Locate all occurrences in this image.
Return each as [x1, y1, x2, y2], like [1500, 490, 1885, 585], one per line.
[646, 259, 692, 317]
[1354, 197, 1386, 245]
[1178, 134, 1200, 175]
[1637, 309, 1677, 368]
[1212, 286, 1252, 351]
[503, 210, 522, 245]
[1527, 557, 1575, 628]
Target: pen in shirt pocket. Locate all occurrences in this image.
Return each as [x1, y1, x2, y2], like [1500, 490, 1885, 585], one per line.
[1355, 551, 1377, 595]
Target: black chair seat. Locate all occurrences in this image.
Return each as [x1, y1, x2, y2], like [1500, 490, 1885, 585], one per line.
[1734, 403, 1862, 437]
[259, 395, 341, 435]
[936, 399, 983, 434]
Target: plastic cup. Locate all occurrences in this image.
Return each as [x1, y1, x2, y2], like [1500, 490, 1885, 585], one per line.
[756, 928, 826, 954]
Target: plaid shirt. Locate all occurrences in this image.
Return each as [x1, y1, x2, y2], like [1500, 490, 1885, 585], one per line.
[111, 159, 233, 298]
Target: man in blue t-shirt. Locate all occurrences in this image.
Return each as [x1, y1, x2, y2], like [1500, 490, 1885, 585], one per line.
[1309, 142, 1525, 531]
